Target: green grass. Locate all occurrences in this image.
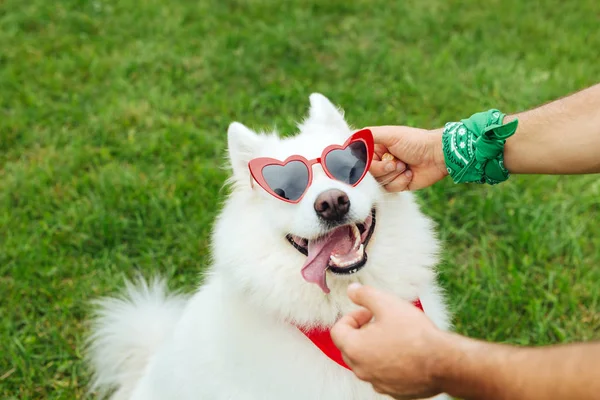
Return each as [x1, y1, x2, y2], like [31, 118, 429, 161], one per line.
[1, 0, 599, 398]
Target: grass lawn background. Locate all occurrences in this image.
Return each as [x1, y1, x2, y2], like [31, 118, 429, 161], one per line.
[1, 0, 599, 398]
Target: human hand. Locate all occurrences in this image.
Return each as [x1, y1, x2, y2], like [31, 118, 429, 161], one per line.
[367, 126, 448, 191]
[330, 284, 454, 400]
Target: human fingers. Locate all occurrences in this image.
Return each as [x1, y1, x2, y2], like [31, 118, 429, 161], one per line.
[381, 170, 413, 192]
[370, 159, 406, 179]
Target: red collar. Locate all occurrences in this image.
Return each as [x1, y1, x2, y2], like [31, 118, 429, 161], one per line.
[297, 299, 424, 370]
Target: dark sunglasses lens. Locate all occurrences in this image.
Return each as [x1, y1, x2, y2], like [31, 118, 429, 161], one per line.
[325, 141, 368, 185]
[262, 161, 309, 201]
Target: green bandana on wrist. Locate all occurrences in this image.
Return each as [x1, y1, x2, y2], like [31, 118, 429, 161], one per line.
[442, 109, 518, 185]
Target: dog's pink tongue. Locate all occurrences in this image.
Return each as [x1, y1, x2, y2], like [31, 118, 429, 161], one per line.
[301, 227, 353, 293]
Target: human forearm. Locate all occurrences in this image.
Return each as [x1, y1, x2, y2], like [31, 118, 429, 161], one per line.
[437, 334, 600, 400]
[501, 83, 600, 175]
[369, 83, 600, 192]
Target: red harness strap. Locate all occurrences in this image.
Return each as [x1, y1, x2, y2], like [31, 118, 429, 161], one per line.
[298, 299, 424, 370]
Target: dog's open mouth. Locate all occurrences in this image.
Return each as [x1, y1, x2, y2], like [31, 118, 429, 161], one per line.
[286, 209, 376, 293]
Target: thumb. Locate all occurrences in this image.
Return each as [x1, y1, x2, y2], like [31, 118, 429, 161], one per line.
[346, 283, 392, 318]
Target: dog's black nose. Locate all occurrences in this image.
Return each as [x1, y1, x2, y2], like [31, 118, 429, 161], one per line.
[314, 189, 350, 222]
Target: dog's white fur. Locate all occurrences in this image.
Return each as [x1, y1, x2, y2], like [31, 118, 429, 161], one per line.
[86, 94, 451, 400]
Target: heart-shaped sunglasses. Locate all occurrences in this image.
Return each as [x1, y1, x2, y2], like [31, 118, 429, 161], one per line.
[247, 129, 374, 203]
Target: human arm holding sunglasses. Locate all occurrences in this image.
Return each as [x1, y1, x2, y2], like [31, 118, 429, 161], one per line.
[370, 83, 600, 191]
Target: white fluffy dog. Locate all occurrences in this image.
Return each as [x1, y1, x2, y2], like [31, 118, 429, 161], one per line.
[86, 94, 451, 400]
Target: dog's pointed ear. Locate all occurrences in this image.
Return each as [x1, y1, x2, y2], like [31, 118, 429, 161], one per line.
[227, 122, 262, 178]
[304, 93, 350, 131]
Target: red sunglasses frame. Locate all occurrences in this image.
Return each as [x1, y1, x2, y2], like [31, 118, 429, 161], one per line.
[247, 128, 374, 203]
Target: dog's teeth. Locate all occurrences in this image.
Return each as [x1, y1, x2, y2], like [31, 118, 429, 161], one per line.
[330, 243, 365, 269]
[352, 224, 361, 249]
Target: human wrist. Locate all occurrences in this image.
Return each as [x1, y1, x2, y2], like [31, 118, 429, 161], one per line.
[500, 114, 523, 174]
[427, 331, 461, 389]
[428, 332, 484, 399]
[432, 333, 513, 400]
[429, 128, 448, 179]
[441, 110, 518, 185]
